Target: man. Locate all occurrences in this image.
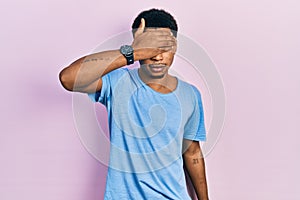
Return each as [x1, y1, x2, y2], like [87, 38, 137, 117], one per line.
[59, 8, 209, 200]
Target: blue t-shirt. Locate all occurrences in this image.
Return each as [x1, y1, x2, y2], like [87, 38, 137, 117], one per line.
[89, 68, 206, 200]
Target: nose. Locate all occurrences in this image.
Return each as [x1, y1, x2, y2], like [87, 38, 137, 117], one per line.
[151, 53, 163, 61]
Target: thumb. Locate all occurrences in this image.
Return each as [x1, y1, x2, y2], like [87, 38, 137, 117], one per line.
[134, 18, 145, 37]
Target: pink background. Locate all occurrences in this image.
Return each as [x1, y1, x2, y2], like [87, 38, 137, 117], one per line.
[1, 0, 299, 199]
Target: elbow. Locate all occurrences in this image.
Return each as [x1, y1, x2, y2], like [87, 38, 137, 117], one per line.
[59, 69, 74, 91]
[183, 140, 202, 157]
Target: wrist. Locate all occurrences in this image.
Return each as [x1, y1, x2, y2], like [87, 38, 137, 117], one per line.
[120, 45, 134, 65]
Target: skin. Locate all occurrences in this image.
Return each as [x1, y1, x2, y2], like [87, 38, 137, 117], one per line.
[59, 18, 209, 200]
[59, 18, 176, 93]
[137, 27, 177, 94]
[183, 140, 209, 200]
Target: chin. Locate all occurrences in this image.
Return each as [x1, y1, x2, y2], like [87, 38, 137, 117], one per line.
[147, 68, 168, 79]
[139, 64, 169, 80]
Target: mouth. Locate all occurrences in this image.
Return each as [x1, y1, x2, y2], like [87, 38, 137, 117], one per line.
[149, 64, 167, 73]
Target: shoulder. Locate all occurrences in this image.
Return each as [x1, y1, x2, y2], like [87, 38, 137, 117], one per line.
[103, 68, 133, 84]
[105, 68, 129, 78]
[177, 79, 202, 98]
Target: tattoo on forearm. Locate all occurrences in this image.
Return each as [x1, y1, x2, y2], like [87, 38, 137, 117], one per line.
[193, 159, 199, 165]
[82, 57, 110, 63]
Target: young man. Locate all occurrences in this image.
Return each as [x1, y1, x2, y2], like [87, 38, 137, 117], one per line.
[59, 8, 209, 200]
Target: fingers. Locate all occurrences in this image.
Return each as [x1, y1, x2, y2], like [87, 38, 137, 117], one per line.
[134, 18, 145, 37]
[146, 29, 172, 36]
[158, 41, 177, 53]
[140, 18, 145, 30]
[143, 31, 176, 52]
[158, 36, 177, 48]
[132, 23, 177, 54]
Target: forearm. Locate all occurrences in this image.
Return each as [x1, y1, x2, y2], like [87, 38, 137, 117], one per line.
[183, 141, 209, 200]
[59, 50, 126, 91]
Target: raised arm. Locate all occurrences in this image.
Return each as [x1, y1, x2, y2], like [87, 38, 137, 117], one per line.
[183, 139, 209, 200]
[59, 50, 127, 93]
[58, 18, 176, 93]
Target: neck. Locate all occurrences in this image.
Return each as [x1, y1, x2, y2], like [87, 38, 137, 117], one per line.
[138, 69, 177, 94]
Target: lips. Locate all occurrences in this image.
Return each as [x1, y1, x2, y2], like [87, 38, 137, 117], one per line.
[149, 64, 166, 73]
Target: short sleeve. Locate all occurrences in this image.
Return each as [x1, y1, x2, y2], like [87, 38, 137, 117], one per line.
[88, 68, 128, 106]
[183, 86, 206, 141]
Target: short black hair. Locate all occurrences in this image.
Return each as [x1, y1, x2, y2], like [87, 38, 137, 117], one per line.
[132, 8, 178, 37]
